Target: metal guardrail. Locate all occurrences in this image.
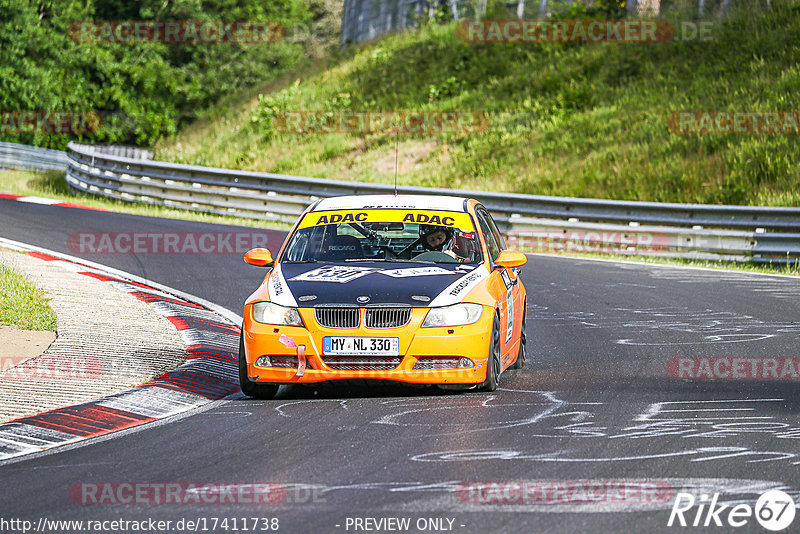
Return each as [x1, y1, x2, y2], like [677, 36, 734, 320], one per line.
[70, 143, 154, 161]
[63, 141, 800, 264]
[0, 141, 152, 173]
[0, 141, 68, 172]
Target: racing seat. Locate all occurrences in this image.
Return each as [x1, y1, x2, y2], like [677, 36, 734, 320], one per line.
[322, 235, 364, 261]
[451, 232, 479, 262]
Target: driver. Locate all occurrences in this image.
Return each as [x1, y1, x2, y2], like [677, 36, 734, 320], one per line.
[420, 225, 453, 251]
[418, 225, 468, 262]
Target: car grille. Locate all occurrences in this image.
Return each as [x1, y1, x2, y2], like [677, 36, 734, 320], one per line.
[365, 307, 411, 329]
[321, 356, 402, 371]
[261, 355, 315, 370]
[413, 356, 461, 370]
[314, 307, 411, 329]
[314, 307, 359, 329]
[271, 355, 298, 368]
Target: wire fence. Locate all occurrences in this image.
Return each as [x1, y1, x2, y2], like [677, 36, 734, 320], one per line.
[341, 0, 536, 44]
[341, 0, 767, 44]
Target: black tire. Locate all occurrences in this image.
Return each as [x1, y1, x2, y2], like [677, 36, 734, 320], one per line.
[480, 314, 502, 392]
[239, 331, 280, 399]
[511, 302, 526, 370]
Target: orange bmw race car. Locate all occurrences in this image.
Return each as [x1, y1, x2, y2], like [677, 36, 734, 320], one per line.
[239, 194, 527, 399]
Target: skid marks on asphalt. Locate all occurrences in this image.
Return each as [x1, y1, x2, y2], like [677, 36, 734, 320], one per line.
[400, 392, 800, 471]
[207, 477, 798, 514]
[272, 389, 608, 439]
[269, 387, 800, 471]
[527, 304, 800, 346]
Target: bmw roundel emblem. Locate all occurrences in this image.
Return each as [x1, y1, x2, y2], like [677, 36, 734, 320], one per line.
[357, 296, 370, 304]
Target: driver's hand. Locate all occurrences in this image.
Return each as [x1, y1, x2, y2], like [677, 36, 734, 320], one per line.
[443, 250, 465, 262]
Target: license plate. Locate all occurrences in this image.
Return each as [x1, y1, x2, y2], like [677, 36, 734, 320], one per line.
[323, 336, 400, 356]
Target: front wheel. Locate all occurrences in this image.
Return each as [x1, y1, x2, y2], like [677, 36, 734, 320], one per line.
[239, 330, 279, 399]
[480, 314, 502, 392]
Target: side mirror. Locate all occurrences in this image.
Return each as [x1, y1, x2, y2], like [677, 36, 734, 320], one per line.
[244, 248, 274, 267]
[495, 250, 527, 269]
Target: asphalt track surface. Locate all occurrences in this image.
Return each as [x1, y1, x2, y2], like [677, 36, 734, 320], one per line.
[2, 198, 800, 533]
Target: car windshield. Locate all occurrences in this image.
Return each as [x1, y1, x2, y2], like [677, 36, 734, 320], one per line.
[282, 213, 483, 264]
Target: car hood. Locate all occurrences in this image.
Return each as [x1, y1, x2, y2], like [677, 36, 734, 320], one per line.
[268, 262, 489, 308]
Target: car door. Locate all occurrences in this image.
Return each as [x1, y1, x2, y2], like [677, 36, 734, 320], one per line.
[476, 207, 523, 366]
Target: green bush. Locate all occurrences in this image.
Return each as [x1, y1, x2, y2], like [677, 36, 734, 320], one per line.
[250, 82, 301, 140]
[0, 0, 332, 148]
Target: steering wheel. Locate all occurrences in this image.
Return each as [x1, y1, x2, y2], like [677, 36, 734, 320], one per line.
[412, 251, 459, 263]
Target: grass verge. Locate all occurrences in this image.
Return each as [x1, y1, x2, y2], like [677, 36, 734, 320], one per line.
[0, 255, 58, 331]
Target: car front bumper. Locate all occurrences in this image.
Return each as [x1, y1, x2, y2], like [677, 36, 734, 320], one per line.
[242, 306, 492, 385]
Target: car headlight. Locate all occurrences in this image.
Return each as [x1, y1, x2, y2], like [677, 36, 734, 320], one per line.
[252, 302, 303, 326]
[422, 303, 483, 328]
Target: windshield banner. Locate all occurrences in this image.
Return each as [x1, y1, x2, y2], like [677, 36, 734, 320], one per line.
[298, 209, 474, 230]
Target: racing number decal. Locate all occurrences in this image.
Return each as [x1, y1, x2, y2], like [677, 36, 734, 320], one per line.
[500, 269, 515, 344]
[500, 269, 512, 289]
[505, 286, 514, 344]
[289, 266, 375, 283]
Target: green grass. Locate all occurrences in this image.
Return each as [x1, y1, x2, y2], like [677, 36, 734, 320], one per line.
[0, 169, 69, 198]
[0, 257, 57, 331]
[0, 169, 293, 230]
[156, 2, 800, 207]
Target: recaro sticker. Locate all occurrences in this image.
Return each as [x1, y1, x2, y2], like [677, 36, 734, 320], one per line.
[289, 265, 376, 283]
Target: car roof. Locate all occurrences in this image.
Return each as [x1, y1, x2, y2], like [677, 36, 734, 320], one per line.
[311, 194, 470, 213]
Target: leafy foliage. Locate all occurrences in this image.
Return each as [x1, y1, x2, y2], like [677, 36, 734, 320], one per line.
[0, 0, 332, 148]
[250, 81, 302, 141]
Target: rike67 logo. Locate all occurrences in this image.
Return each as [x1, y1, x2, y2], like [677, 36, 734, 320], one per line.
[668, 490, 796, 531]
